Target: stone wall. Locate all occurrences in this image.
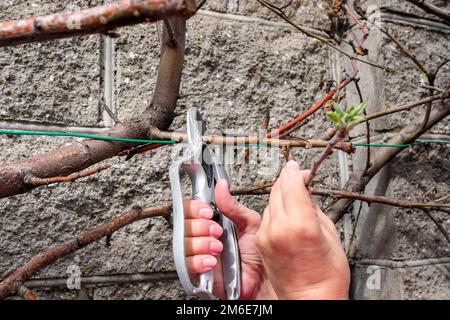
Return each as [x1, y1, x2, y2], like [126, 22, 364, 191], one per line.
[0, 0, 448, 299]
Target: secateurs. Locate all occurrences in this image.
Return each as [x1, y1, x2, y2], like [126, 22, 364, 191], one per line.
[169, 107, 241, 300]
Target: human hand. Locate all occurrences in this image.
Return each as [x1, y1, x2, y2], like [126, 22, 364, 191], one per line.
[183, 180, 276, 300]
[255, 160, 350, 300]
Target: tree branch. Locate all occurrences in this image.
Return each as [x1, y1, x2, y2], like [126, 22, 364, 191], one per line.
[355, 91, 449, 126]
[231, 186, 450, 214]
[404, 0, 450, 26]
[305, 129, 347, 187]
[151, 129, 356, 152]
[420, 208, 450, 242]
[23, 163, 112, 187]
[0, 204, 171, 300]
[0, 17, 187, 199]
[17, 285, 39, 300]
[267, 72, 357, 138]
[350, 256, 450, 268]
[23, 271, 178, 289]
[0, 0, 196, 47]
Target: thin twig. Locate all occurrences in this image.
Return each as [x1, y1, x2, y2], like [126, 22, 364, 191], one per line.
[23, 163, 112, 187]
[99, 95, 120, 125]
[350, 257, 450, 268]
[163, 19, 176, 46]
[376, 26, 430, 76]
[305, 129, 347, 187]
[354, 78, 371, 171]
[281, 145, 295, 161]
[346, 199, 364, 258]
[151, 129, 355, 153]
[17, 285, 39, 300]
[231, 185, 450, 214]
[268, 71, 357, 138]
[278, 119, 310, 139]
[420, 208, 450, 242]
[24, 272, 178, 289]
[195, 0, 208, 11]
[420, 84, 446, 93]
[354, 91, 449, 126]
[421, 59, 450, 130]
[434, 194, 450, 203]
[344, 3, 369, 55]
[404, 0, 450, 26]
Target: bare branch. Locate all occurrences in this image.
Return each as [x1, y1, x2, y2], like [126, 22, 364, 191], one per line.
[231, 185, 450, 214]
[306, 130, 347, 187]
[24, 272, 178, 289]
[355, 91, 449, 126]
[162, 19, 176, 46]
[350, 257, 450, 268]
[17, 285, 39, 300]
[404, 0, 450, 26]
[23, 163, 112, 187]
[376, 26, 430, 76]
[267, 71, 357, 138]
[0, 0, 196, 47]
[0, 204, 171, 300]
[151, 129, 356, 152]
[420, 208, 450, 242]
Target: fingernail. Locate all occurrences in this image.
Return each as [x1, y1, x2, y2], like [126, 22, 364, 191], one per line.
[203, 257, 217, 267]
[199, 208, 214, 219]
[285, 160, 299, 170]
[209, 224, 223, 237]
[209, 241, 223, 253]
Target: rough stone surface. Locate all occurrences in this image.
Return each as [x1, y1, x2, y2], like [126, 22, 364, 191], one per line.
[0, 0, 103, 126]
[0, 0, 448, 300]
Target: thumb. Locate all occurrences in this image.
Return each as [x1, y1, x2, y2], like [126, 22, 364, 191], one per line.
[215, 179, 261, 232]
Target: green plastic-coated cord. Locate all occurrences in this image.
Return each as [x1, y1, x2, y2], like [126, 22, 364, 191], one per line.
[0, 130, 448, 148]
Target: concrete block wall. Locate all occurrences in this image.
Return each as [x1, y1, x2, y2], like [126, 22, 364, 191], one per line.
[0, 0, 448, 299]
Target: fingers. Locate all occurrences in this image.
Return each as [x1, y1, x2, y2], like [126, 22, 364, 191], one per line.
[264, 160, 322, 240]
[185, 237, 223, 256]
[215, 179, 261, 232]
[183, 200, 214, 219]
[268, 178, 284, 221]
[185, 218, 223, 238]
[280, 161, 314, 216]
[186, 255, 218, 274]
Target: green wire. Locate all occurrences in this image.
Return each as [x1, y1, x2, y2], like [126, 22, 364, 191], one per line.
[0, 129, 448, 148]
[0, 129, 177, 145]
[353, 143, 410, 148]
[354, 140, 450, 148]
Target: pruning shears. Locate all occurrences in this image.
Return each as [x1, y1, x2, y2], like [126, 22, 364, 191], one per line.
[169, 107, 241, 300]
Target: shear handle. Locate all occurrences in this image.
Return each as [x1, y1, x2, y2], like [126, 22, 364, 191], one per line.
[169, 159, 215, 299]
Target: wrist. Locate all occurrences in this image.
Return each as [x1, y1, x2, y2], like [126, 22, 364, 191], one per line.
[272, 279, 350, 300]
[278, 288, 349, 300]
[254, 279, 279, 300]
